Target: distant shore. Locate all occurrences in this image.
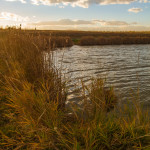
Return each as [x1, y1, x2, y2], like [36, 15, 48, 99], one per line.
[29, 30, 150, 46]
[1, 29, 150, 48]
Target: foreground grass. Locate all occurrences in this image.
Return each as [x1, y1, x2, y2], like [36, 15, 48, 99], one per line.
[0, 30, 150, 149]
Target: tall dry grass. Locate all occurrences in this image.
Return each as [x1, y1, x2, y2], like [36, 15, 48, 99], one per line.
[0, 30, 67, 149]
[0, 30, 150, 149]
[32, 35, 73, 50]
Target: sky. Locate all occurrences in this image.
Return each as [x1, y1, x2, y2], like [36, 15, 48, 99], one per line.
[0, 0, 150, 31]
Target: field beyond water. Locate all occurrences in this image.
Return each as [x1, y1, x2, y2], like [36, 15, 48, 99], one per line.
[45, 30, 150, 45]
[0, 29, 150, 149]
[1, 29, 150, 47]
[29, 30, 150, 45]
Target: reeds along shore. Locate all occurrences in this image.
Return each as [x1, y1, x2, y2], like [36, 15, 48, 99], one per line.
[33, 35, 73, 50]
[0, 30, 150, 149]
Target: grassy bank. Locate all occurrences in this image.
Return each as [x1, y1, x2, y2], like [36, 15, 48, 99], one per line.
[0, 30, 150, 149]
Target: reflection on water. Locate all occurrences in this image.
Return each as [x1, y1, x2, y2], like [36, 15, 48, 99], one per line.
[53, 45, 150, 107]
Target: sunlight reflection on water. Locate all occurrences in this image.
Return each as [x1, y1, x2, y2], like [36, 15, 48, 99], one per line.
[53, 45, 150, 107]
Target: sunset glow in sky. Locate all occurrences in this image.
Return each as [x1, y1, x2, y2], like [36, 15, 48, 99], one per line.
[0, 0, 150, 31]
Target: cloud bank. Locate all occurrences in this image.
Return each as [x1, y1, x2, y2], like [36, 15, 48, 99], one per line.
[94, 20, 134, 26]
[128, 7, 143, 13]
[30, 19, 137, 27]
[5, 0, 150, 8]
[28, 19, 150, 31]
[30, 24, 150, 31]
[31, 19, 95, 26]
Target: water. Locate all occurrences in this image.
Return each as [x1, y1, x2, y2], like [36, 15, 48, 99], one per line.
[53, 45, 150, 107]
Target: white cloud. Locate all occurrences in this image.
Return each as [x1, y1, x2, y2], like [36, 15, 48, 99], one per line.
[30, 0, 137, 8]
[5, 0, 26, 3]
[128, 7, 143, 13]
[0, 12, 29, 22]
[30, 19, 137, 27]
[26, 19, 150, 31]
[94, 20, 130, 26]
[30, 24, 150, 31]
[30, 19, 95, 26]
[5, 0, 150, 8]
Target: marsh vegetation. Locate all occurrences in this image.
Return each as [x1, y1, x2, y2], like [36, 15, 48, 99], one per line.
[0, 29, 150, 149]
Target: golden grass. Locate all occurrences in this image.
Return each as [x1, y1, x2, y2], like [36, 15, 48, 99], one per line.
[0, 30, 150, 149]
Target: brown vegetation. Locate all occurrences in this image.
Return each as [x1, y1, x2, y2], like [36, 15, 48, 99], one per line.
[33, 35, 73, 50]
[1, 30, 150, 149]
[1, 29, 150, 46]
[28, 30, 150, 39]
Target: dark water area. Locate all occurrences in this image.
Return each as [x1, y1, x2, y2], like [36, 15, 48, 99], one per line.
[53, 45, 150, 108]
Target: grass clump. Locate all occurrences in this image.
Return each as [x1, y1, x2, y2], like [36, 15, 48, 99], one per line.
[0, 30, 150, 149]
[89, 78, 118, 112]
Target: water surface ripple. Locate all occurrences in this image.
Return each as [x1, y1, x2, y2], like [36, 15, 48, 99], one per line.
[53, 45, 150, 107]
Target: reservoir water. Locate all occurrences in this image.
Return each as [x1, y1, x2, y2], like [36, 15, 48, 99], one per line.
[53, 45, 150, 107]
